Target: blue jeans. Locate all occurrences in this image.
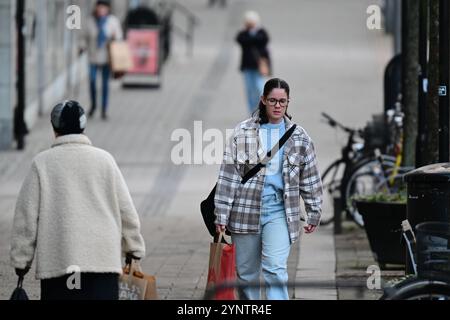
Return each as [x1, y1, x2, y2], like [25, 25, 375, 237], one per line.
[243, 69, 265, 115]
[232, 193, 291, 300]
[89, 64, 110, 113]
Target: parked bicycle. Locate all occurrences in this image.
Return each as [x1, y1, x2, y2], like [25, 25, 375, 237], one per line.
[319, 112, 396, 227]
[344, 102, 414, 226]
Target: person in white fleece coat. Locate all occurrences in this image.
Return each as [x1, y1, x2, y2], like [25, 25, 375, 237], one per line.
[10, 100, 146, 300]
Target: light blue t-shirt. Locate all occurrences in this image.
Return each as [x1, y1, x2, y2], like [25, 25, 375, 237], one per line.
[259, 119, 286, 197]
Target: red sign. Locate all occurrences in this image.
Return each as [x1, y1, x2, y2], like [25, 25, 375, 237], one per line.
[127, 29, 159, 75]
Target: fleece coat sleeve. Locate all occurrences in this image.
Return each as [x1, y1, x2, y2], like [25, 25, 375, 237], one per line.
[10, 162, 40, 270]
[113, 162, 146, 259]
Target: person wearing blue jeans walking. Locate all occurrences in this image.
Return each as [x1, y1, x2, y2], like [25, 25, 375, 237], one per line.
[89, 64, 110, 119]
[236, 11, 271, 115]
[215, 78, 323, 300]
[79, 0, 123, 120]
[243, 70, 266, 115]
[232, 193, 291, 299]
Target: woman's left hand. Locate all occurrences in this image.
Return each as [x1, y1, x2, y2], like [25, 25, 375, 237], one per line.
[304, 224, 317, 234]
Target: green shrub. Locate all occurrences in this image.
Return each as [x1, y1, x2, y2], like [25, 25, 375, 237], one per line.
[353, 191, 407, 204]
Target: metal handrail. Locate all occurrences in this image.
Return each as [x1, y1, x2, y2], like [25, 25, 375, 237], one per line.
[171, 1, 200, 57]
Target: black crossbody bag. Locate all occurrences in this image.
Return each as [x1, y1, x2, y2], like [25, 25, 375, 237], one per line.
[200, 124, 297, 238]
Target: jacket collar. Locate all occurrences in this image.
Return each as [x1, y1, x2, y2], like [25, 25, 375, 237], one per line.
[243, 110, 296, 131]
[242, 111, 298, 161]
[52, 134, 92, 148]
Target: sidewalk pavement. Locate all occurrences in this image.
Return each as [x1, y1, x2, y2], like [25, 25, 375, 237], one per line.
[335, 223, 405, 300]
[0, 0, 392, 300]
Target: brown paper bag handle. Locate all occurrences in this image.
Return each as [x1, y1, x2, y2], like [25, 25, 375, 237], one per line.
[123, 259, 145, 279]
[216, 231, 224, 244]
[211, 231, 225, 270]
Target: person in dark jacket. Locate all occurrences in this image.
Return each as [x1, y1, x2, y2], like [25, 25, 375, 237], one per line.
[236, 11, 271, 115]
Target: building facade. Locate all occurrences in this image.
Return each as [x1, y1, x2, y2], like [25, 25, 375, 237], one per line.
[0, 0, 132, 150]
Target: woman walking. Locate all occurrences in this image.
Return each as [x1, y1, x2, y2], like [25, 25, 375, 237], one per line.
[214, 78, 323, 300]
[236, 11, 271, 115]
[79, 0, 123, 120]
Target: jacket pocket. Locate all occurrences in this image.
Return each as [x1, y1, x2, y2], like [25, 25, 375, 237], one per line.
[287, 153, 302, 183]
[236, 151, 250, 178]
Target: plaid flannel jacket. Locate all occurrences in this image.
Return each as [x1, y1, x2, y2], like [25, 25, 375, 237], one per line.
[214, 113, 323, 244]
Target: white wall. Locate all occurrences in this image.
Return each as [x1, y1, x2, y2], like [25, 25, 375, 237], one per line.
[0, 0, 14, 150]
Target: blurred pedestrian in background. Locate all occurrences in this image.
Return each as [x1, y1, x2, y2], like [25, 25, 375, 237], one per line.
[10, 101, 146, 300]
[214, 79, 322, 300]
[79, 0, 123, 120]
[236, 11, 272, 115]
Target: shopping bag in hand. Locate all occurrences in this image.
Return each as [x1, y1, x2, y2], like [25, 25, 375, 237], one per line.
[258, 57, 271, 77]
[206, 232, 237, 300]
[10, 276, 29, 300]
[108, 41, 133, 79]
[119, 260, 158, 300]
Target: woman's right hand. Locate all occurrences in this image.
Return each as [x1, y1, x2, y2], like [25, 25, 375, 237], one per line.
[15, 266, 30, 278]
[216, 224, 226, 234]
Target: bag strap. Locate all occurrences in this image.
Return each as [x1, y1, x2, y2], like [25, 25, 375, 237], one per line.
[241, 124, 297, 184]
[251, 47, 262, 61]
[215, 231, 224, 244]
[17, 276, 24, 289]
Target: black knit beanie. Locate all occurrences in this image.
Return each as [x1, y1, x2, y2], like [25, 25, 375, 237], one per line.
[51, 100, 87, 135]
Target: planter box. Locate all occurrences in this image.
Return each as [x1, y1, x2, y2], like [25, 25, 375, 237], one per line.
[355, 201, 406, 268]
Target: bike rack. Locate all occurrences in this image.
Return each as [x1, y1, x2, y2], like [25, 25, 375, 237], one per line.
[402, 220, 418, 275]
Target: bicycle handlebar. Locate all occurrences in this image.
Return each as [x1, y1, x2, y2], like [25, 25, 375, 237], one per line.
[321, 112, 356, 134]
[321, 112, 337, 126]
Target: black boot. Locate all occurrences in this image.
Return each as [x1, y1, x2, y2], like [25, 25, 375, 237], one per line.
[88, 108, 96, 118]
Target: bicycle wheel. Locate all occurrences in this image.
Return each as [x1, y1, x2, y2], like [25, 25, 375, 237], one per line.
[344, 172, 385, 227]
[382, 166, 414, 193]
[381, 277, 450, 300]
[342, 156, 396, 227]
[319, 159, 345, 226]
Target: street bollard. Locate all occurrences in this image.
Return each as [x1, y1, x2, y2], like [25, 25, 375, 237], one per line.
[334, 196, 342, 234]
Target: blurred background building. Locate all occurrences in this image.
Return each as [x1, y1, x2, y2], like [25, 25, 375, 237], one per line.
[0, 0, 400, 151]
[0, 0, 180, 150]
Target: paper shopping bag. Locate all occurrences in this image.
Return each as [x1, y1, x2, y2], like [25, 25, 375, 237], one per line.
[206, 232, 237, 300]
[258, 57, 271, 77]
[141, 273, 158, 300]
[108, 41, 133, 79]
[119, 260, 158, 300]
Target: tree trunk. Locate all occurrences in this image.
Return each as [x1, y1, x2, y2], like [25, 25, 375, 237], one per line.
[438, 0, 449, 162]
[402, 0, 419, 167]
[416, 0, 429, 167]
[424, 0, 440, 164]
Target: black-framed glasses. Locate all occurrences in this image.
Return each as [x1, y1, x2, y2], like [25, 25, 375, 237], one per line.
[266, 97, 289, 107]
